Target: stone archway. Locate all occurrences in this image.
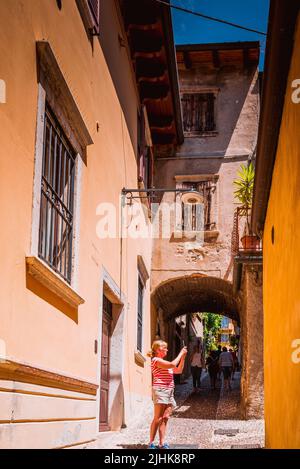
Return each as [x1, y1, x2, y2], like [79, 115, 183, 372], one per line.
[151, 272, 263, 420]
[152, 274, 239, 321]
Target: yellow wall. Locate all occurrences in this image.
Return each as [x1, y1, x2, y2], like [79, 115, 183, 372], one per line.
[263, 14, 300, 448]
[0, 0, 152, 442]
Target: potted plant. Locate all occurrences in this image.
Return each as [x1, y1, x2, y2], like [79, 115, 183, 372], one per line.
[233, 162, 260, 250]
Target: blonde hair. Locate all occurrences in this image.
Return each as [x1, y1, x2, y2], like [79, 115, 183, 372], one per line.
[147, 340, 168, 358]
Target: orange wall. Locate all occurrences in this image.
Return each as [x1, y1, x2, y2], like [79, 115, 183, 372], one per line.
[263, 14, 300, 448]
[0, 0, 152, 399]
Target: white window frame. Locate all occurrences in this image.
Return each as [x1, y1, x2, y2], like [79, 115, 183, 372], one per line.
[31, 83, 83, 290]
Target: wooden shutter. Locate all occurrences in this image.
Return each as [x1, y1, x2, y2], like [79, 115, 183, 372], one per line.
[182, 93, 215, 133]
[205, 93, 215, 131]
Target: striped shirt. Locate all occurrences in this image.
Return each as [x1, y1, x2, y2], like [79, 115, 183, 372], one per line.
[151, 357, 174, 389]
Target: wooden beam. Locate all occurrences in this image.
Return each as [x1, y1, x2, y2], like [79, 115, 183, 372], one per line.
[136, 58, 166, 79]
[128, 21, 160, 32]
[183, 51, 192, 69]
[176, 41, 259, 53]
[152, 132, 175, 145]
[243, 48, 250, 68]
[148, 115, 174, 128]
[140, 82, 169, 100]
[212, 49, 221, 68]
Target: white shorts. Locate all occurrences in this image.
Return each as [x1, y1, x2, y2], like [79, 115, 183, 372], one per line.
[152, 387, 176, 407]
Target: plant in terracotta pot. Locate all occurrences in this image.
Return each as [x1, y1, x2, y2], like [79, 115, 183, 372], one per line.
[233, 162, 260, 250]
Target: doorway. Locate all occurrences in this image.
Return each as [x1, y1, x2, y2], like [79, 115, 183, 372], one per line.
[99, 294, 112, 432]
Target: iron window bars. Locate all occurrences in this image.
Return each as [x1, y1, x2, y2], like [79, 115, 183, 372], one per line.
[38, 104, 76, 284]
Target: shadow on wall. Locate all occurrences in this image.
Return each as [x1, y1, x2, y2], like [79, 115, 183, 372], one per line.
[26, 268, 79, 323]
[175, 66, 259, 158]
[108, 375, 125, 431]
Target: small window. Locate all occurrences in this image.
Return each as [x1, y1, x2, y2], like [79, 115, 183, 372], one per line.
[181, 93, 216, 135]
[221, 317, 230, 328]
[137, 277, 144, 353]
[181, 181, 216, 231]
[221, 334, 229, 343]
[38, 104, 76, 284]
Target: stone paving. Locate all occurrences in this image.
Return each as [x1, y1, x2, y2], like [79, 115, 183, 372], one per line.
[96, 371, 265, 449]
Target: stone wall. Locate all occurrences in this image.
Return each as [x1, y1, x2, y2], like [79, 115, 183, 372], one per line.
[240, 264, 264, 419]
[152, 62, 259, 292]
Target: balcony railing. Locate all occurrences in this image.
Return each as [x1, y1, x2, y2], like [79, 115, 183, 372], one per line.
[231, 206, 262, 257]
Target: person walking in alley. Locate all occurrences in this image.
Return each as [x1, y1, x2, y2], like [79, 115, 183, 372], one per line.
[219, 346, 234, 391]
[229, 348, 237, 380]
[148, 340, 187, 449]
[205, 350, 219, 390]
[190, 344, 203, 393]
[216, 345, 222, 381]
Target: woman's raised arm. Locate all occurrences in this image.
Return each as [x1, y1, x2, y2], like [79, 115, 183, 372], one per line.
[155, 347, 187, 370]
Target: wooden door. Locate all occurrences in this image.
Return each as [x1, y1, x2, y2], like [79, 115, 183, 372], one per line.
[99, 298, 112, 432]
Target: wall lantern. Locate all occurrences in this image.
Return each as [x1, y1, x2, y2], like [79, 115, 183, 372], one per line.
[121, 187, 202, 204]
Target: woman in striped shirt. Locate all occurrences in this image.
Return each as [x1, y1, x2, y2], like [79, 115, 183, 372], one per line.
[148, 340, 187, 449]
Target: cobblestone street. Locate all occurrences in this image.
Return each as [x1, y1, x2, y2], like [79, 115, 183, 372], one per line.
[96, 372, 264, 449]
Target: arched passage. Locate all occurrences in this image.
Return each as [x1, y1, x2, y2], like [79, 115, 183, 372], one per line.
[152, 274, 240, 322]
[151, 270, 263, 421]
[151, 274, 241, 393]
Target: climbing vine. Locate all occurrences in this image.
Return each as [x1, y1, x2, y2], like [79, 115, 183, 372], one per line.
[202, 312, 222, 351]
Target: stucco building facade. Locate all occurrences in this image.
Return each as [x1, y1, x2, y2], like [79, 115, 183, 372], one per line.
[0, 0, 182, 448]
[151, 41, 263, 418]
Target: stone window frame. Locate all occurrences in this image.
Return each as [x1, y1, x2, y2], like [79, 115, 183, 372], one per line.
[180, 87, 220, 138]
[27, 41, 93, 307]
[174, 174, 219, 239]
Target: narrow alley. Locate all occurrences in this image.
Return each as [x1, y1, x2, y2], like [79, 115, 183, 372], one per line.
[1, 0, 300, 454]
[96, 373, 264, 450]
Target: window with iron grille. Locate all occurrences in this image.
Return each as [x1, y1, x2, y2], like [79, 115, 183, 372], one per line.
[181, 93, 216, 135]
[38, 104, 76, 284]
[181, 181, 216, 231]
[137, 277, 144, 352]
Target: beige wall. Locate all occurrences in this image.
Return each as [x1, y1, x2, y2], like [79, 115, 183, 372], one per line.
[152, 63, 259, 294]
[0, 0, 152, 447]
[99, 0, 139, 155]
[176, 64, 259, 158]
[152, 158, 249, 291]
